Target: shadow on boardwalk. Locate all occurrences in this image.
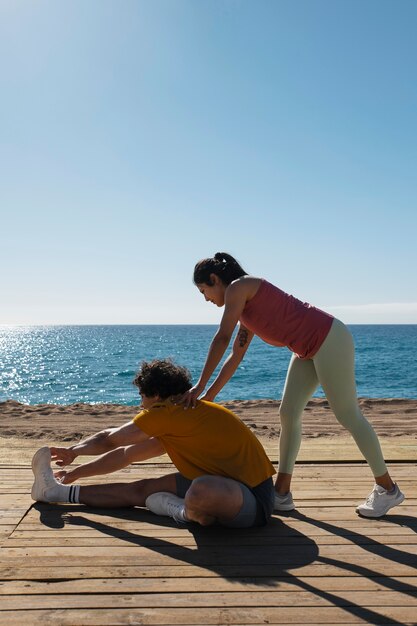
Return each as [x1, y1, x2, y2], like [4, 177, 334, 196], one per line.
[32, 502, 417, 626]
[281, 509, 417, 626]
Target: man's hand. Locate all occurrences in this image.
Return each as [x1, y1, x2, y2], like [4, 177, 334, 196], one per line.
[50, 447, 77, 467]
[53, 469, 76, 484]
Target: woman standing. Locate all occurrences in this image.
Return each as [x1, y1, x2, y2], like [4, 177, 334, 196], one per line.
[182, 252, 404, 518]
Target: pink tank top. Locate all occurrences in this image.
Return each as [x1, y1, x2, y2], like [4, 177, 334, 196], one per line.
[240, 280, 334, 359]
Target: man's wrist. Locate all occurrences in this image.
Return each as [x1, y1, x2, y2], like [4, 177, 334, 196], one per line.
[68, 446, 80, 458]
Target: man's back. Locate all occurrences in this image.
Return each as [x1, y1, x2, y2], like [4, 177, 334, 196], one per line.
[133, 399, 275, 487]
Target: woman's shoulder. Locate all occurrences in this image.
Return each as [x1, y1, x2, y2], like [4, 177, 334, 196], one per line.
[229, 275, 262, 291]
[227, 275, 263, 300]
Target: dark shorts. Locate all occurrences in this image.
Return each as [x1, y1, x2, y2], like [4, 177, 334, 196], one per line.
[175, 474, 274, 528]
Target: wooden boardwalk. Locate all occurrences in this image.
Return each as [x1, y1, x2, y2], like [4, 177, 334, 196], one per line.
[0, 458, 417, 625]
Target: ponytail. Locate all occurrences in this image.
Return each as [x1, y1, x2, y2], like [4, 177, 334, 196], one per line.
[193, 252, 247, 286]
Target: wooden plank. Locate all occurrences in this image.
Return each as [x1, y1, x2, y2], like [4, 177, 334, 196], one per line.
[1, 535, 417, 552]
[261, 438, 417, 462]
[1, 575, 417, 595]
[16, 508, 417, 526]
[1, 561, 417, 580]
[0, 606, 415, 625]
[1, 589, 417, 610]
[11, 487, 417, 499]
[2, 435, 417, 464]
[1, 544, 417, 575]
[5, 483, 410, 493]
[19, 504, 417, 522]
[7, 516, 417, 537]
[9, 527, 417, 542]
[34, 481, 412, 493]
[2, 465, 417, 480]
[0, 462, 415, 477]
[4, 462, 413, 472]
[5, 533, 417, 547]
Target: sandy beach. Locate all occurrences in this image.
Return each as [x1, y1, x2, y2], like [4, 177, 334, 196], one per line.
[1, 398, 416, 443]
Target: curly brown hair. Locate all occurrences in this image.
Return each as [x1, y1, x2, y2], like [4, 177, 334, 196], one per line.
[133, 359, 192, 399]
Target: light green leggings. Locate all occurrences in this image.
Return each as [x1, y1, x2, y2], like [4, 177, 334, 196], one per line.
[279, 318, 387, 477]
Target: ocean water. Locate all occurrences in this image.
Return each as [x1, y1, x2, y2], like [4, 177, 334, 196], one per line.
[0, 325, 416, 405]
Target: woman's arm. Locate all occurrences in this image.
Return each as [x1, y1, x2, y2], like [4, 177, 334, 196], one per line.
[54, 438, 166, 484]
[202, 324, 254, 401]
[183, 282, 250, 407]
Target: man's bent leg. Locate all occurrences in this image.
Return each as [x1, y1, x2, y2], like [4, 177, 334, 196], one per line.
[184, 475, 245, 526]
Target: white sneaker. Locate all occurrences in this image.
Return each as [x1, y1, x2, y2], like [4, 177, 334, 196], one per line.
[274, 491, 295, 512]
[356, 483, 404, 518]
[31, 446, 75, 503]
[145, 492, 187, 523]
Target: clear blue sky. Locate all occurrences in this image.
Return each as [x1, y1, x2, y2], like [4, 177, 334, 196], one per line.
[1, 0, 416, 324]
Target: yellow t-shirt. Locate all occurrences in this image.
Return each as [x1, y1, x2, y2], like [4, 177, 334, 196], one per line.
[133, 400, 275, 488]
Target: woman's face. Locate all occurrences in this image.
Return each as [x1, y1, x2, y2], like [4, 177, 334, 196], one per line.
[196, 274, 226, 307]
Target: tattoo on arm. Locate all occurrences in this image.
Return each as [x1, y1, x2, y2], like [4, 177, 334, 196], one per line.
[238, 328, 249, 347]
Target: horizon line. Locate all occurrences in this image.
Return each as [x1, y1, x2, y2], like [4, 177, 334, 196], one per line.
[1, 322, 417, 328]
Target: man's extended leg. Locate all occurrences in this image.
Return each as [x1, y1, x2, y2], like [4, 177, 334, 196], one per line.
[32, 446, 177, 507]
[79, 474, 177, 507]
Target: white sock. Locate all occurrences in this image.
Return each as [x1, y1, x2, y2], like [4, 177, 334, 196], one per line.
[177, 505, 188, 522]
[47, 482, 80, 503]
[66, 484, 80, 503]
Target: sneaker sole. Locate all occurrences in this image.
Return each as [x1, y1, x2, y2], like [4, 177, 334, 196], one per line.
[31, 446, 51, 472]
[31, 447, 51, 502]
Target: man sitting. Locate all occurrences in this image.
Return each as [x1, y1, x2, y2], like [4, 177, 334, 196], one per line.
[31, 359, 276, 528]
